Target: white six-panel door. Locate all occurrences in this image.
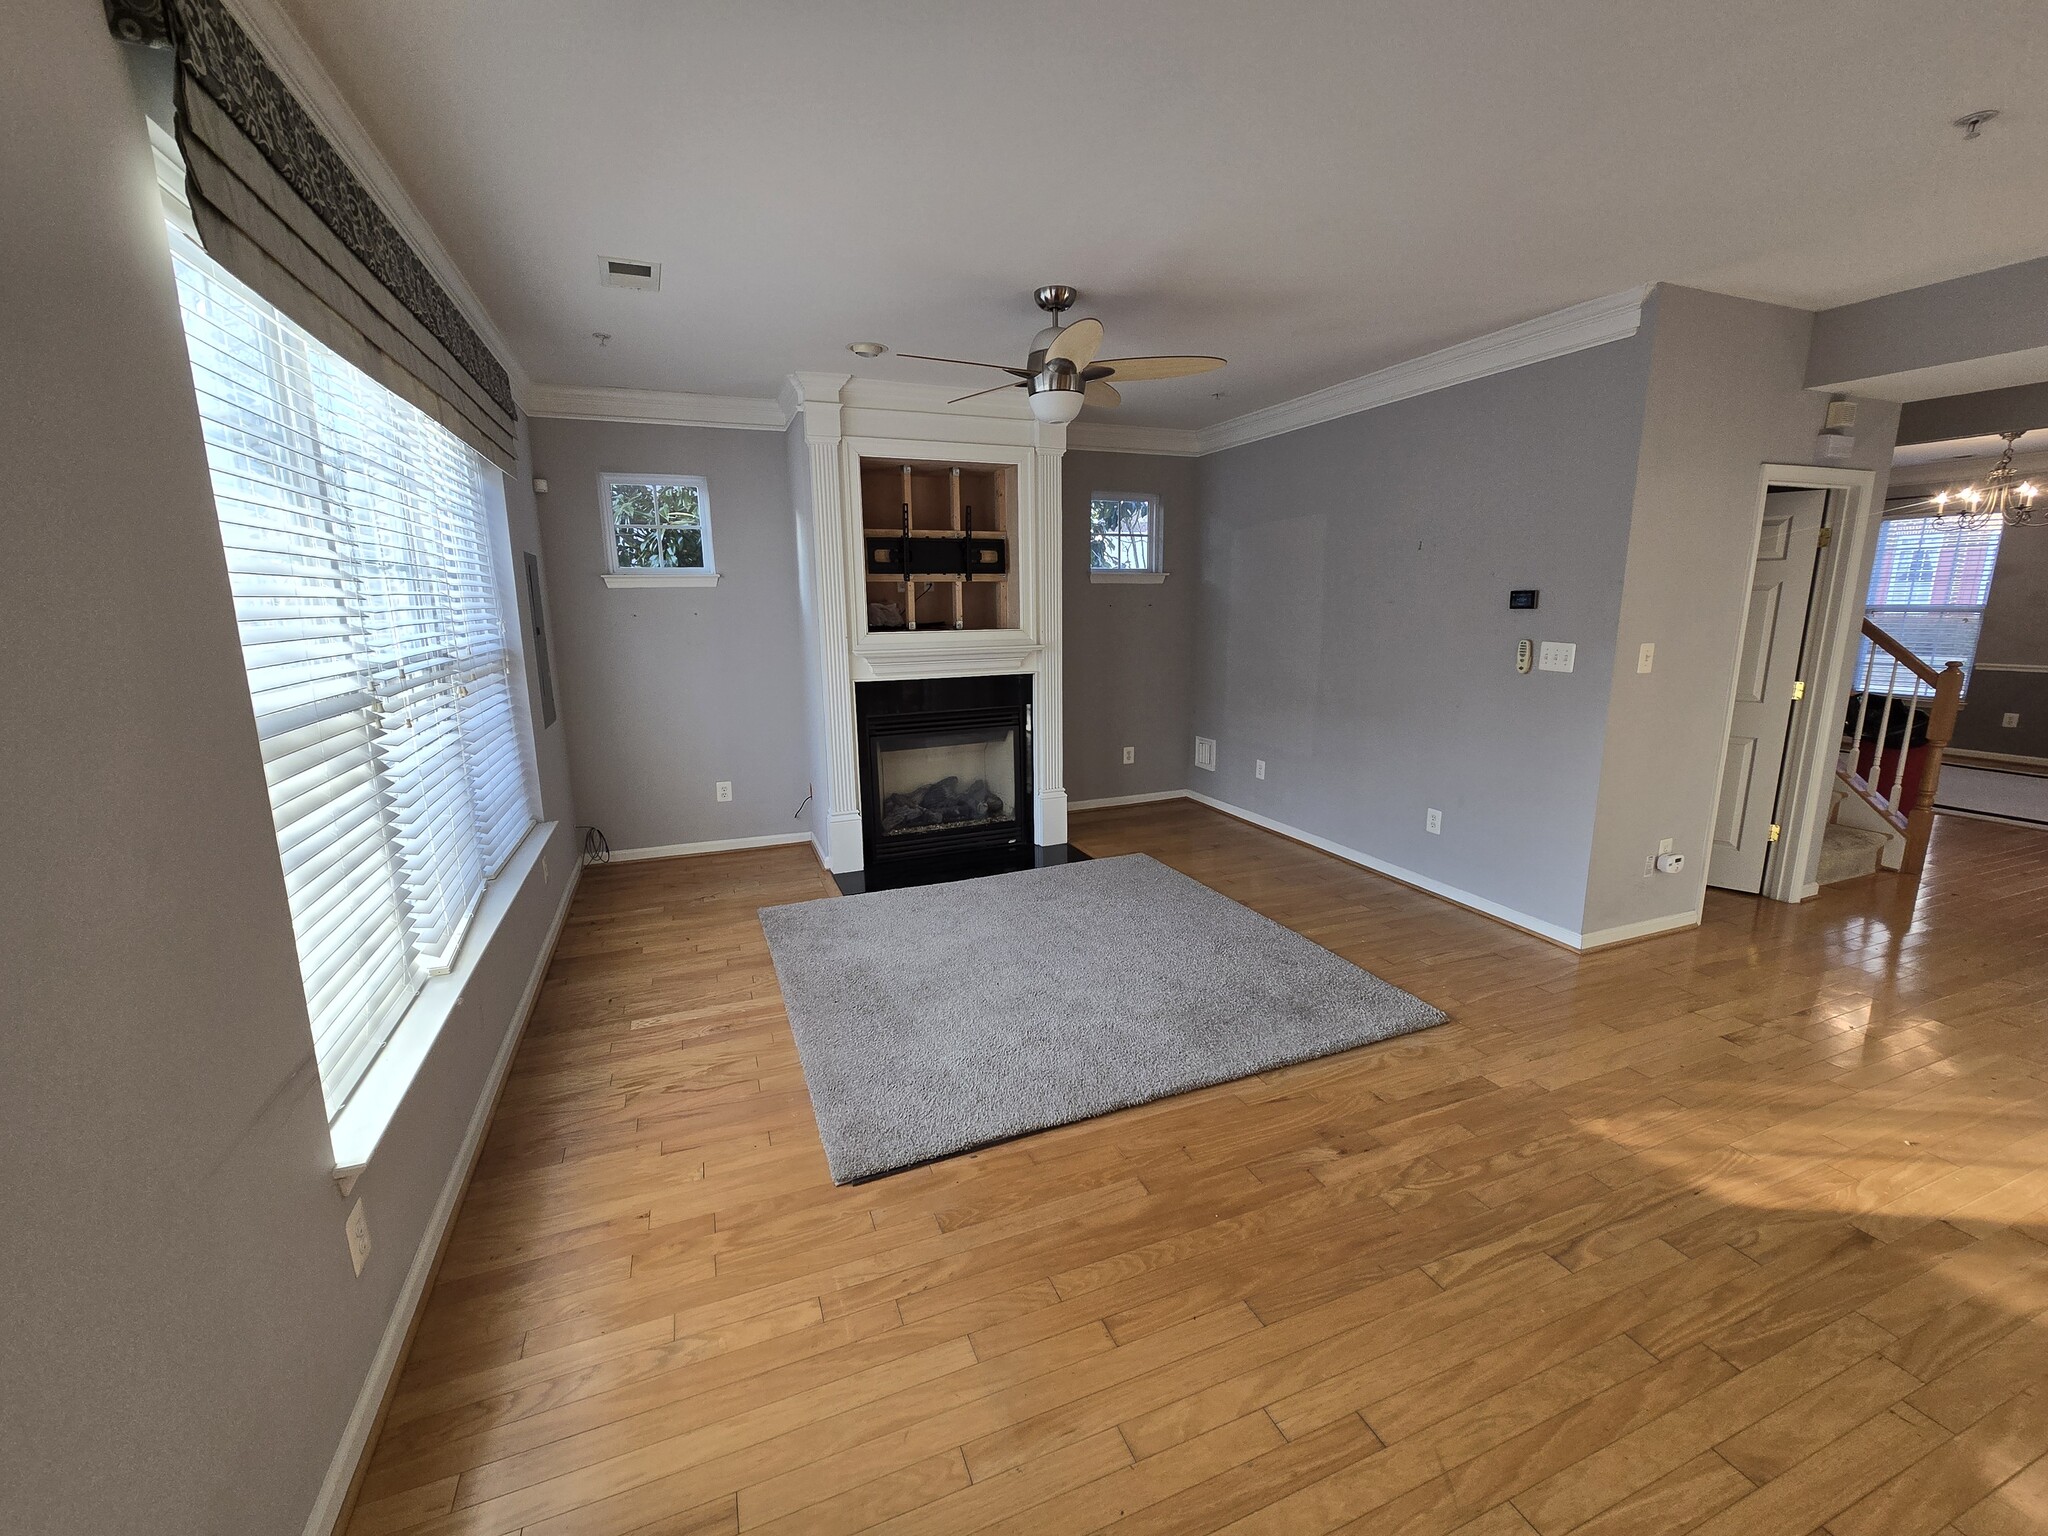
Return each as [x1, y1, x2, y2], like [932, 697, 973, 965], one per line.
[1708, 489, 1828, 894]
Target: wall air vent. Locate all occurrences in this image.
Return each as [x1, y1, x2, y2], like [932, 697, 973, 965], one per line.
[600, 258, 661, 291]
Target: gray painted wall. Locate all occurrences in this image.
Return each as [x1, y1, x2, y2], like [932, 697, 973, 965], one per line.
[1187, 333, 1658, 937]
[1582, 287, 1899, 934]
[1898, 381, 2048, 444]
[527, 417, 811, 854]
[1953, 528, 2048, 757]
[1063, 451, 1201, 803]
[2, 11, 575, 1533]
[1807, 255, 2048, 391]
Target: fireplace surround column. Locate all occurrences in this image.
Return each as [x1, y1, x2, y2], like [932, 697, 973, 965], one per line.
[1029, 421, 1068, 847]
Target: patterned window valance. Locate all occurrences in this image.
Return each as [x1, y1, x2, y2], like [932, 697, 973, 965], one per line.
[108, 0, 518, 470]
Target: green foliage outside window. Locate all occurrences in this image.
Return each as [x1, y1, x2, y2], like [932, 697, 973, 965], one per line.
[1089, 496, 1155, 570]
[611, 480, 705, 569]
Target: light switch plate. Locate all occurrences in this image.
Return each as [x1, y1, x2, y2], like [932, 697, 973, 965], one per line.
[1539, 641, 1576, 673]
[1637, 642, 1655, 674]
[1194, 736, 1217, 772]
[345, 1199, 371, 1276]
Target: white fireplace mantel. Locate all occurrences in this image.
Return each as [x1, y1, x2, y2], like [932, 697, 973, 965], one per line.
[784, 373, 1068, 874]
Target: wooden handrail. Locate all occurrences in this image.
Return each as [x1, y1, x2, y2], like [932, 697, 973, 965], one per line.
[1861, 618, 1945, 688]
[1842, 621, 1965, 880]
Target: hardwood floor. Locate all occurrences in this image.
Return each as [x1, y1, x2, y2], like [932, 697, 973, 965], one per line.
[345, 800, 2048, 1536]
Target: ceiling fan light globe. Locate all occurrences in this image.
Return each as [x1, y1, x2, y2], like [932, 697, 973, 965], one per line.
[1028, 388, 1085, 424]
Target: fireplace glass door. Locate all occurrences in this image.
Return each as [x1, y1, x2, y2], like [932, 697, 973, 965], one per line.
[875, 723, 1018, 842]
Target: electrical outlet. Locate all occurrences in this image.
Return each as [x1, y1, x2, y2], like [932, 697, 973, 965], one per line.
[1658, 838, 1674, 854]
[2004, 712, 2021, 728]
[1122, 746, 1135, 765]
[1637, 642, 1655, 674]
[1255, 759, 1266, 780]
[1426, 807, 1442, 835]
[716, 781, 733, 802]
[1538, 641, 1576, 673]
[345, 1199, 371, 1276]
[1194, 736, 1217, 772]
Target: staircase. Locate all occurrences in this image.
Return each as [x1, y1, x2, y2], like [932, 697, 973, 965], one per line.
[1820, 789, 1891, 885]
[1832, 618, 1965, 882]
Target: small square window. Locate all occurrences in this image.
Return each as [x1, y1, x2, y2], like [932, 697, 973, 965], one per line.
[1089, 494, 1163, 579]
[600, 473, 717, 585]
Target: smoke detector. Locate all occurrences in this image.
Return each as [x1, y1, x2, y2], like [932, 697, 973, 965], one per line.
[600, 258, 661, 292]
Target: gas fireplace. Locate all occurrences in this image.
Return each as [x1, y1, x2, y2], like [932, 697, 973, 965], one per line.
[856, 675, 1031, 878]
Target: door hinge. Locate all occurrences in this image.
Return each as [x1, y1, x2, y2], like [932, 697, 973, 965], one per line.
[1818, 526, 1834, 548]
[1791, 680, 1806, 701]
[1768, 823, 1782, 842]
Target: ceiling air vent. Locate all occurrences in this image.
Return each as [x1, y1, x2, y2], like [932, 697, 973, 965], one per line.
[600, 258, 661, 292]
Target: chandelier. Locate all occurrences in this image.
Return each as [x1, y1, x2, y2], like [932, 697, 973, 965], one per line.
[1930, 432, 2040, 527]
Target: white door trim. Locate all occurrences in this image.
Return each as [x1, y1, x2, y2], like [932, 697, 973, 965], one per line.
[1728, 464, 1880, 904]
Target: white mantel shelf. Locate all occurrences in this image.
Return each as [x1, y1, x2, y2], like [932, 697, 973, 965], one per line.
[786, 375, 1069, 874]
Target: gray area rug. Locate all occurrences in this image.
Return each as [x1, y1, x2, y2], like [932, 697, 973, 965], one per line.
[758, 853, 1447, 1183]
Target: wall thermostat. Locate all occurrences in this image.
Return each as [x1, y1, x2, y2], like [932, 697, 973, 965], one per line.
[1516, 639, 1534, 674]
[1509, 589, 1539, 610]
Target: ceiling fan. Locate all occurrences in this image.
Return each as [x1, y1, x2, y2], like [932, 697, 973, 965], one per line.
[889, 285, 1225, 424]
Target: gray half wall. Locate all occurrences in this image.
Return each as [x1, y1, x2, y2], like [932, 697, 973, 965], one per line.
[1187, 329, 1658, 939]
[528, 416, 811, 855]
[1, 11, 576, 1533]
[1063, 451, 1200, 804]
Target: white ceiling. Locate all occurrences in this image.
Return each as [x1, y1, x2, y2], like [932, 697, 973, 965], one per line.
[272, 0, 2048, 430]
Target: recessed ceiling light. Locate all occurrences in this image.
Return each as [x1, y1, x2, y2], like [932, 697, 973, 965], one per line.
[848, 342, 888, 358]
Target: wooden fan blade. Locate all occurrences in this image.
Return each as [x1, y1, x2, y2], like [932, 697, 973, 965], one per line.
[949, 381, 1027, 405]
[1044, 317, 1104, 371]
[898, 352, 1032, 377]
[1084, 380, 1121, 408]
[1092, 355, 1226, 382]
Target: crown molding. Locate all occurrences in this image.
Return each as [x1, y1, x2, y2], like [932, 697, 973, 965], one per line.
[220, 0, 531, 405]
[523, 384, 791, 430]
[1195, 286, 1652, 456]
[838, 377, 1033, 418]
[529, 287, 1651, 452]
[1067, 421, 1204, 457]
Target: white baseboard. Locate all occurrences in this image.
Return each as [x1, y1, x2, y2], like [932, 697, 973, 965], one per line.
[608, 831, 814, 863]
[1576, 909, 1703, 948]
[1120, 790, 1695, 953]
[302, 858, 582, 1536]
[1068, 789, 1191, 811]
[1182, 791, 1591, 947]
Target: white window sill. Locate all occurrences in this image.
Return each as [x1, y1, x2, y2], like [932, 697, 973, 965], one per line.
[1090, 570, 1168, 584]
[329, 821, 554, 1190]
[602, 570, 720, 588]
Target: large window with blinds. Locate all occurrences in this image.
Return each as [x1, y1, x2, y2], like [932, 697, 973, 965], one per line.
[1861, 514, 2003, 695]
[170, 229, 539, 1119]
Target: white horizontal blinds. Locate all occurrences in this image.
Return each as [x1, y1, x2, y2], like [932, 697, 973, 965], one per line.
[1863, 515, 2003, 694]
[170, 230, 538, 1116]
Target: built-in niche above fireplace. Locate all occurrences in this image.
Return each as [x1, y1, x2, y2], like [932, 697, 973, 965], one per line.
[856, 675, 1032, 884]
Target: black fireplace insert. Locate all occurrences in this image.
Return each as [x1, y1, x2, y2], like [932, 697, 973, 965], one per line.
[856, 675, 1031, 878]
